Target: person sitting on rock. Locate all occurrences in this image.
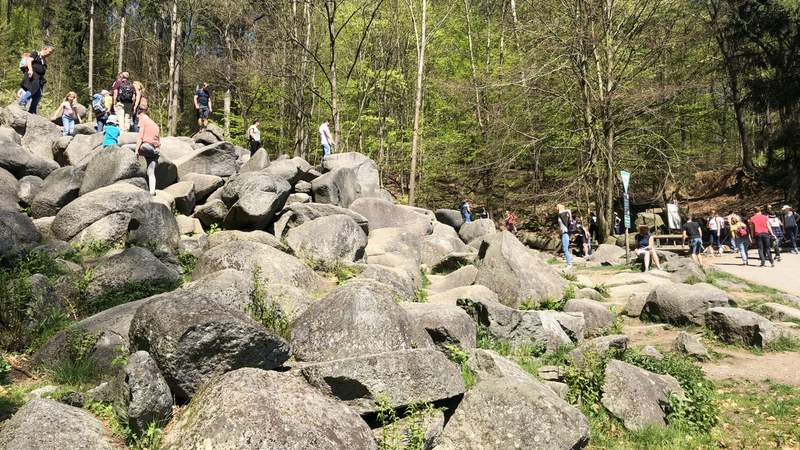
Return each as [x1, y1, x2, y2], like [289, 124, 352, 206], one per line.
[635, 224, 662, 272]
[102, 115, 121, 148]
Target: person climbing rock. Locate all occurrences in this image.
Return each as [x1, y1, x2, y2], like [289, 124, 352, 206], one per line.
[102, 115, 121, 148]
[319, 119, 334, 157]
[248, 120, 262, 155]
[194, 82, 212, 131]
[130, 99, 161, 196]
[24, 45, 54, 114]
[55, 91, 80, 136]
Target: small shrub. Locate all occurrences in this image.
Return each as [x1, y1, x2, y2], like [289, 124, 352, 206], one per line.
[608, 306, 625, 334]
[413, 289, 428, 303]
[0, 356, 11, 385]
[247, 268, 292, 340]
[519, 298, 536, 310]
[206, 223, 221, 236]
[178, 252, 197, 282]
[594, 284, 610, 298]
[539, 297, 566, 311]
[44, 329, 100, 386]
[563, 284, 576, 300]
[86, 280, 181, 315]
[563, 349, 610, 407]
[443, 344, 476, 389]
[81, 240, 120, 257]
[376, 396, 438, 450]
[562, 272, 578, 282]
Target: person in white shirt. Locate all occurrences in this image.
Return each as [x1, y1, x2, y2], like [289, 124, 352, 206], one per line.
[707, 211, 724, 255]
[319, 119, 334, 156]
[247, 120, 261, 155]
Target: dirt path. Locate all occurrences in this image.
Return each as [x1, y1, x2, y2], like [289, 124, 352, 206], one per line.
[701, 349, 800, 387]
[712, 249, 800, 297]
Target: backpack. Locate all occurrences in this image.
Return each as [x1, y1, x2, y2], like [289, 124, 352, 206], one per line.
[118, 81, 135, 102]
[737, 226, 748, 238]
[91, 93, 107, 115]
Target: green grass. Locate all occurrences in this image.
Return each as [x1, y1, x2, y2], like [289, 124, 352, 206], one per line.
[764, 334, 800, 352]
[0, 383, 30, 422]
[178, 252, 197, 283]
[546, 257, 560, 265]
[443, 344, 476, 389]
[247, 268, 293, 340]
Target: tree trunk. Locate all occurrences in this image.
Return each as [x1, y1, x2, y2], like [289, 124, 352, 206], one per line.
[464, 0, 484, 136]
[167, 0, 181, 136]
[509, 0, 519, 42]
[326, 1, 340, 148]
[408, 0, 427, 206]
[88, 0, 94, 121]
[224, 89, 231, 136]
[6, 0, 11, 23]
[117, 3, 126, 74]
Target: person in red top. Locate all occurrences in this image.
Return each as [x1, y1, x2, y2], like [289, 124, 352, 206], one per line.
[505, 210, 517, 234]
[132, 98, 160, 196]
[749, 207, 776, 267]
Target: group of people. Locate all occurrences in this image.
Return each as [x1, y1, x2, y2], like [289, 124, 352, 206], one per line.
[678, 206, 799, 267]
[556, 205, 598, 270]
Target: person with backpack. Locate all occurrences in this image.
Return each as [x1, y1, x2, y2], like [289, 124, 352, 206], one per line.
[729, 214, 750, 266]
[23, 45, 54, 114]
[247, 120, 262, 155]
[92, 90, 112, 132]
[102, 115, 121, 148]
[557, 204, 574, 270]
[112, 71, 137, 132]
[460, 200, 472, 224]
[55, 91, 80, 136]
[194, 82, 212, 131]
[782, 205, 799, 254]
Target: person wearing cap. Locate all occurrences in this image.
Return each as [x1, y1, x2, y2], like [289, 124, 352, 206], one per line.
[783, 205, 799, 254]
[102, 115, 121, 148]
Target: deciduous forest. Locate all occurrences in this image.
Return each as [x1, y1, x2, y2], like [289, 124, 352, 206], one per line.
[1, 0, 800, 241]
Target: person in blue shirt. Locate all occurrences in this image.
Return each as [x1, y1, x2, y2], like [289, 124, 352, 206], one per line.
[194, 82, 212, 131]
[635, 225, 662, 272]
[102, 115, 121, 148]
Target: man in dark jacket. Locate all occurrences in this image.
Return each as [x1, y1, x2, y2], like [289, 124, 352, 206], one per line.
[24, 45, 54, 114]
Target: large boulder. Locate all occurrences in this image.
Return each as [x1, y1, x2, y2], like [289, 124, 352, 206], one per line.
[16, 174, 41, 207]
[474, 231, 567, 308]
[321, 152, 380, 197]
[86, 247, 180, 299]
[291, 279, 433, 362]
[160, 368, 377, 450]
[130, 292, 291, 401]
[349, 197, 433, 236]
[60, 133, 104, 167]
[429, 265, 479, 294]
[641, 282, 731, 326]
[158, 136, 195, 161]
[285, 214, 367, 268]
[0, 166, 20, 210]
[358, 264, 418, 301]
[589, 243, 626, 265]
[262, 157, 316, 185]
[126, 202, 181, 258]
[70, 212, 131, 247]
[193, 199, 227, 227]
[163, 181, 196, 216]
[51, 183, 150, 241]
[311, 166, 359, 208]
[224, 190, 288, 230]
[0, 398, 119, 450]
[0, 210, 40, 257]
[436, 376, 590, 450]
[564, 298, 614, 337]
[30, 166, 84, 218]
[428, 284, 499, 306]
[174, 141, 238, 178]
[240, 148, 270, 172]
[420, 232, 477, 272]
[178, 172, 223, 203]
[32, 299, 149, 375]
[79, 147, 143, 195]
[705, 307, 785, 347]
[601, 360, 685, 431]
[435, 208, 465, 231]
[21, 113, 61, 160]
[194, 240, 323, 292]
[273, 202, 369, 237]
[458, 218, 496, 243]
[401, 302, 477, 348]
[301, 349, 464, 414]
[122, 351, 173, 432]
[206, 229, 286, 251]
[191, 123, 225, 145]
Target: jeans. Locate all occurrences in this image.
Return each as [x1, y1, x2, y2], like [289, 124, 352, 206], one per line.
[463, 212, 471, 224]
[786, 226, 798, 252]
[562, 232, 573, 265]
[756, 232, 774, 265]
[710, 232, 720, 249]
[735, 237, 748, 264]
[95, 116, 107, 133]
[18, 90, 32, 107]
[62, 115, 75, 136]
[322, 143, 331, 157]
[689, 238, 703, 255]
[28, 87, 43, 114]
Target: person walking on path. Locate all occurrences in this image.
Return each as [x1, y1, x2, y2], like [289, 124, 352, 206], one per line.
[319, 119, 334, 157]
[460, 200, 472, 224]
[557, 204, 574, 270]
[782, 205, 799, 254]
[749, 207, 776, 268]
[708, 210, 724, 255]
[112, 71, 138, 132]
[635, 225, 663, 272]
[505, 210, 517, 234]
[682, 216, 704, 265]
[194, 82, 212, 131]
[57, 91, 80, 136]
[729, 214, 750, 266]
[23, 45, 54, 114]
[129, 99, 160, 196]
[247, 120, 262, 155]
[768, 211, 784, 262]
[102, 115, 121, 148]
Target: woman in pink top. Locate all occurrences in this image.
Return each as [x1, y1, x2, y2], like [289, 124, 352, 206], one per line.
[59, 91, 79, 136]
[133, 98, 161, 195]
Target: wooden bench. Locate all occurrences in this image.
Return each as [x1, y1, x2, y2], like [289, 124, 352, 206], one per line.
[652, 234, 687, 253]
